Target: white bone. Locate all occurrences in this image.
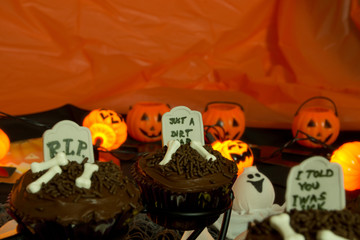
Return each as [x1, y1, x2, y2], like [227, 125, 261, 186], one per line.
[159, 140, 181, 165]
[31, 152, 68, 173]
[316, 230, 349, 240]
[270, 213, 305, 240]
[75, 163, 99, 189]
[26, 165, 62, 193]
[190, 140, 216, 161]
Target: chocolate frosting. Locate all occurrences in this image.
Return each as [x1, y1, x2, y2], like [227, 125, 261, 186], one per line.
[137, 143, 238, 192]
[246, 209, 360, 240]
[9, 161, 141, 226]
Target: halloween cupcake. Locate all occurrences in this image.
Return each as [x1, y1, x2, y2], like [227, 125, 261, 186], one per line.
[8, 153, 142, 240]
[132, 140, 238, 230]
[245, 209, 360, 240]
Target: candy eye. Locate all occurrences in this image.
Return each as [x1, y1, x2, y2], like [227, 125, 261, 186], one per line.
[248, 174, 254, 179]
[255, 173, 261, 177]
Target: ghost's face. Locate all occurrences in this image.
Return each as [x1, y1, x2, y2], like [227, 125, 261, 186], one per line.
[246, 171, 264, 193]
[232, 166, 275, 214]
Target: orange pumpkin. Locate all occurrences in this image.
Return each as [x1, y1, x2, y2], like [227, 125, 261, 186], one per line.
[83, 109, 127, 150]
[292, 96, 340, 148]
[212, 139, 253, 175]
[0, 129, 10, 160]
[330, 141, 360, 191]
[126, 102, 170, 142]
[202, 101, 245, 142]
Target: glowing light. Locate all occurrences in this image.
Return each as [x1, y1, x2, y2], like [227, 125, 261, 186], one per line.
[330, 141, 360, 191]
[0, 129, 10, 160]
[83, 109, 127, 151]
[212, 139, 253, 175]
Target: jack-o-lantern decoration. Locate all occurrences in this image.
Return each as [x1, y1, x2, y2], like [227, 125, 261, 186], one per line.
[330, 141, 360, 191]
[292, 96, 340, 148]
[202, 101, 245, 142]
[126, 102, 170, 142]
[83, 109, 127, 150]
[0, 129, 10, 160]
[212, 139, 253, 175]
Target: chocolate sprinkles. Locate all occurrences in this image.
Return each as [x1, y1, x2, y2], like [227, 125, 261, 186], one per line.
[247, 209, 360, 240]
[144, 143, 238, 179]
[30, 160, 135, 201]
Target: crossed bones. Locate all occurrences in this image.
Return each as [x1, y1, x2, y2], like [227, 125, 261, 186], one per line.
[26, 152, 99, 194]
[270, 213, 350, 240]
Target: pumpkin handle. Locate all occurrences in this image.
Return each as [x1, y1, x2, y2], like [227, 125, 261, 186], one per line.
[294, 96, 338, 116]
[204, 101, 244, 112]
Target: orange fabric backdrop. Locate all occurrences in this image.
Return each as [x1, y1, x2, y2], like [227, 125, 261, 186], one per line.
[0, 0, 359, 130]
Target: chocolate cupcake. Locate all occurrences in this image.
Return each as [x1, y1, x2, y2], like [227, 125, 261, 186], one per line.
[132, 141, 238, 230]
[245, 209, 360, 240]
[8, 156, 142, 240]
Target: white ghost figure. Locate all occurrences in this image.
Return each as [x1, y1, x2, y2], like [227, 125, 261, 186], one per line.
[213, 166, 285, 240]
[232, 166, 275, 214]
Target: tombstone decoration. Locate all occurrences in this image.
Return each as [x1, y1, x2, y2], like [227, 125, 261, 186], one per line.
[162, 106, 204, 146]
[285, 156, 345, 211]
[43, 120, 95, 164]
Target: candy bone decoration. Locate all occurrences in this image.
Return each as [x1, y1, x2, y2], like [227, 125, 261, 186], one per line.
[269, 213, 305, 240]
[190, 140, 216, 161]
[31, 152, 68, 173]
[316, 230, 349, 240]
[159, 140, 181, 165]
[75, 163, 99, 189]
[27, 165, 62, 193]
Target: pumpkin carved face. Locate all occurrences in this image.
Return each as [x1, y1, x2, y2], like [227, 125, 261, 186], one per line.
[330, 141, 360, 191]
[126, 102, 170, 142]
[292, 97, 340, 148]
[202, 102, 245, 142]
[212, 140, 253, 175]
[82, 109, 127, 150]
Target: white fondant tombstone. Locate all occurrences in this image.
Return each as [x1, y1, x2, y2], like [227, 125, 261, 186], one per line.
[232, 166, 275, 214]
[43, 120, 94, 164]
[161, 106, 204, 146]
[285, 156, 345, 211]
